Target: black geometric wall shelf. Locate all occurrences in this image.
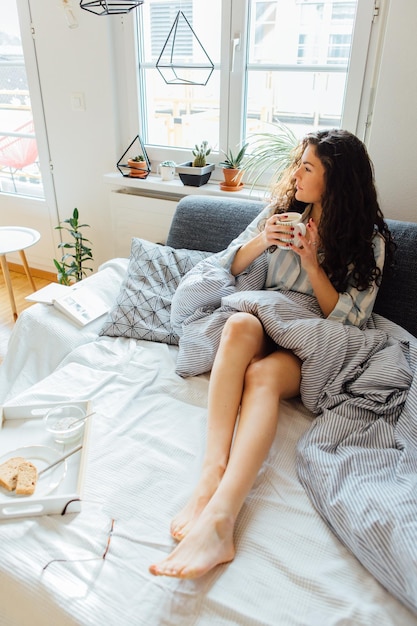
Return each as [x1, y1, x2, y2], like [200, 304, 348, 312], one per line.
[156, 11, 214, 86]
[117, 135, 151, 179]
[80, 0, 144, 16]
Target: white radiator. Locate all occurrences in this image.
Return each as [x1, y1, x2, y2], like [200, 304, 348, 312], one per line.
[109, 188, 179, 257]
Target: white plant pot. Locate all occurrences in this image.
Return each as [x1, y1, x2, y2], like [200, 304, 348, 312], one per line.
[175, 162, 215, 187]
[159, 165, 176, 181]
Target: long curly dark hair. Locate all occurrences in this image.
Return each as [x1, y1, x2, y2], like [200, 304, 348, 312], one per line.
[270, 128, 395, 292]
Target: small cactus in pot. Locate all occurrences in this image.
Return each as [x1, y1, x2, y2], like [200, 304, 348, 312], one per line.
[192, 141, 211, 167]
[176, 140, 215, 186]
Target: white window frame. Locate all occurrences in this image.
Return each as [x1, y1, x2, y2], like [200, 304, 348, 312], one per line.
[13, 0, 58, 212]
[341, 0, 380, 135]
[127, 0, 383, 174]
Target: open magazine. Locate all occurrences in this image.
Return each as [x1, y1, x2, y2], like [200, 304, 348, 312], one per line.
[26, 276, 110, 327]
[52, 287, 109, 326]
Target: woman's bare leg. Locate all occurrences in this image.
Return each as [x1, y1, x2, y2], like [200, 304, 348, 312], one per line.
[150, 322, 302, 578]
[170, 313, 269, 540]
[209, 348, 301, 519]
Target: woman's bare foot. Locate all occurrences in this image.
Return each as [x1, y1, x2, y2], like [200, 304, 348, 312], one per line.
[150, 508, 235, 579]
[170, 465, 224, 540]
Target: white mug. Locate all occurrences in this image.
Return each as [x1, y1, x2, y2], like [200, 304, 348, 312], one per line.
[275, 212, 306, 249]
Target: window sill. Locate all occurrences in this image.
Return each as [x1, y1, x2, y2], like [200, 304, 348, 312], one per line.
[103, 172, 269, 202]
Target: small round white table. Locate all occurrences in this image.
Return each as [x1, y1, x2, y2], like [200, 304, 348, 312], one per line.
[0, 226, 41, 321]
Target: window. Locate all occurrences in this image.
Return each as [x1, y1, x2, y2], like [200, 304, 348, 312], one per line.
[253, 2, 278, 61]
[136, 0, 373, 166]
[332, 2, 356, 22]
[0, 0, 44, 197]
[150, 1, 194, 58]
[328, 34, 351, 65]
[137, 0, 222, 152]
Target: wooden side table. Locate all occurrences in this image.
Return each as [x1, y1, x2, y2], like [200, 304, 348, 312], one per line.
[0, 226, 41, 321]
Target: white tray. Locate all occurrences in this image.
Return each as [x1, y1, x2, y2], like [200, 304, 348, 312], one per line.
[0, 400, 90, 519]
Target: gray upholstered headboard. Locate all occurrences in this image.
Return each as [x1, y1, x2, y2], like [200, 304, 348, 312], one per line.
[374, 219, 417, 337]
[167, 195, 417, 338]
[166, 194, 266, 253]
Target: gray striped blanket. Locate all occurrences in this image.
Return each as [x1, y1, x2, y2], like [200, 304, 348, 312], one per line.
[171, 254, 417, 614]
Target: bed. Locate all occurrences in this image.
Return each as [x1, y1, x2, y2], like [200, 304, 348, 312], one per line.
[0, 194, 417, 626]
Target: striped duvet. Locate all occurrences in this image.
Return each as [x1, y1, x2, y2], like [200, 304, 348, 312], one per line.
[171, 254, 417, 615]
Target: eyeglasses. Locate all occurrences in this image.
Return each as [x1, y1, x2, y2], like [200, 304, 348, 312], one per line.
[42, 499, 116, 572]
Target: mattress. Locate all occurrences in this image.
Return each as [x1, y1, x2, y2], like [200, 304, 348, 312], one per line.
[0, 260, 416, 626]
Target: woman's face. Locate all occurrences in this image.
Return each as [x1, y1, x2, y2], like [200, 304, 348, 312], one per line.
[293, 144, 326, 210]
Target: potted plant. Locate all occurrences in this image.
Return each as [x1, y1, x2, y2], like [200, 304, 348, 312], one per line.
[127, 154, 148, 178]
[53, 208, 93, 285]
[159, 160, 176, 181]
[219, 143, 248, 190]
[176, 140, 215, 186]
[243, 121, 298, 190]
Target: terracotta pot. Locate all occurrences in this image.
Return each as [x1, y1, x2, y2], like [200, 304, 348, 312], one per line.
[127, 159, 148, 178]
[128, 159, 146, 169]
[222, 168, 244, 187]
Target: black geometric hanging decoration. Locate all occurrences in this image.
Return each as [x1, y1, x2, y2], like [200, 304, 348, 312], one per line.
[156, 11, 214, 86]
[80, 0, 144, 16]
[116, 134, 151, 179]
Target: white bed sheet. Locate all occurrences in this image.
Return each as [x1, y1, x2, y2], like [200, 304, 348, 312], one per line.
[0, 261, 416, 626]
[0, 259, 129, 404]
[1, 343, 416, 625]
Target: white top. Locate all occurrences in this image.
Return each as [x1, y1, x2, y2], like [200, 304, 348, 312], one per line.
[0, 226, 41, 255]
[217, 203, 385, 328]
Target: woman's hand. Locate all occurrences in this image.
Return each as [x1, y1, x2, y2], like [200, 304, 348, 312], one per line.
[264, 214, 295, 248]
[231, 213, 295, 275]
[290, 218, 340, 316]
[289, 218, 321, 270]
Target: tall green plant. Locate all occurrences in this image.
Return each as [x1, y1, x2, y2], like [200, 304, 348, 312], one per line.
[244, 121, 298, 190]
[53, 208, 93, 285]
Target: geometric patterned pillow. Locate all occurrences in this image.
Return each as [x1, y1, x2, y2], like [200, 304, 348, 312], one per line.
[99, 238, 211, 345]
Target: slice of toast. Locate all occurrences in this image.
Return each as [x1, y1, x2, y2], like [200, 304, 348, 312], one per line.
[0, 456, 26, 491]
[15, 461, 38, 496]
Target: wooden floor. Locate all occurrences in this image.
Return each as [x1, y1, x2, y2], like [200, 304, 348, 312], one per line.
[0, 269, 51, 365]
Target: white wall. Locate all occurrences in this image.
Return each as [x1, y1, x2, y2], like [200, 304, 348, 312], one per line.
[26, 0, 122, 268]
[0, 0, 416, 275]
[367, 0, 417, 223]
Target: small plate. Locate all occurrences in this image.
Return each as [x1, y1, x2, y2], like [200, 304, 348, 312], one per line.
[0, 446, 67, 498]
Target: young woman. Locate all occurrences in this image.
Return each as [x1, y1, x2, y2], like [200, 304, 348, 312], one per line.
[149, 128, 394, 580]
